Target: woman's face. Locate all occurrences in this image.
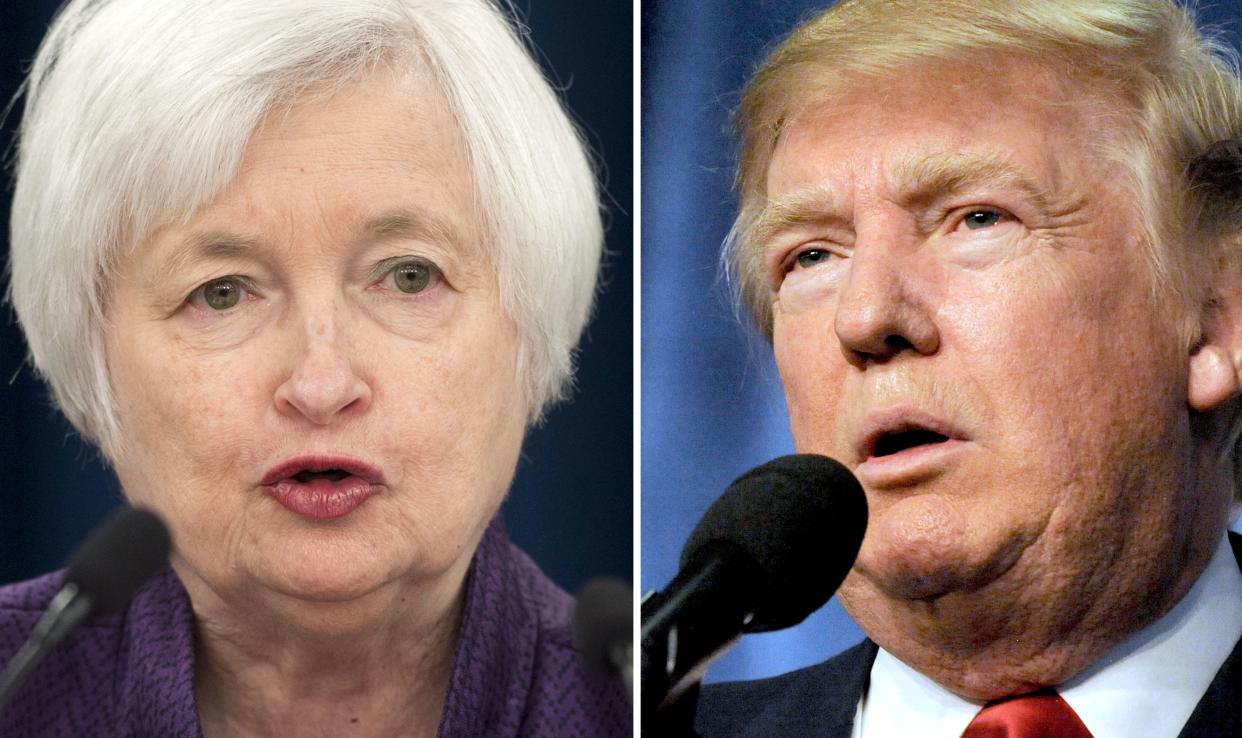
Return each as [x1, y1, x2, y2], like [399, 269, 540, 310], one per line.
[104, 67, 528, 616]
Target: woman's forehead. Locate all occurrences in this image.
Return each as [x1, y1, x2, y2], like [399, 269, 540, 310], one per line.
[125, 68, 488, 280]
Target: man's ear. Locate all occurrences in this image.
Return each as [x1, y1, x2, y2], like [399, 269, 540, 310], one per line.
[1189, 276, 1242, 412]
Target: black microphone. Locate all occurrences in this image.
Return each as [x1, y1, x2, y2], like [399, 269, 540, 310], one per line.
[641, 454, 867, 716]
[0, 506, 172, 712]
[574, 576, 633, 696]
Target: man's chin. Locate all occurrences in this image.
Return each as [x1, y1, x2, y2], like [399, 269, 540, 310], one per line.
[846, 543, 1027, 604]
[846, 560, 973, 603]
[848, 510, 1037, 597]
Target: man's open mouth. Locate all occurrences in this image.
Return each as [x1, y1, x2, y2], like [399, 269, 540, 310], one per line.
[872, 428, 951, 457]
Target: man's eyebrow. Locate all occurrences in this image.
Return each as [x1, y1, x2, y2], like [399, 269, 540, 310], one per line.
[750, 152, 1056, 248]
[893, 151, 1054, 211]
[750, 183, 844, 250]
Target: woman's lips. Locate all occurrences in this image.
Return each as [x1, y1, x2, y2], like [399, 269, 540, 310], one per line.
[259, 455, 385, 520]
[265, 477, 379, 520]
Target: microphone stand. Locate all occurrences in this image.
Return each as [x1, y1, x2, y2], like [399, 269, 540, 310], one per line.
[0, 584, 93, 711]
[641, 544, 758, 711]
[643, 682, 702, 737]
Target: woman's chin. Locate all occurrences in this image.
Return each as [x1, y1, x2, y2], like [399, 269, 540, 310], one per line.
[239, 538, 417, 607]
[266, 565, 390, 604]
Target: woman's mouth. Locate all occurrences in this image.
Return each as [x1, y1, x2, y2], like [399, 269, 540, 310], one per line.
[260, 456, 384, 520]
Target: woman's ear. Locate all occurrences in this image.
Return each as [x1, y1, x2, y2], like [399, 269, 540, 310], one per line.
[1189, 278, 1242, 412]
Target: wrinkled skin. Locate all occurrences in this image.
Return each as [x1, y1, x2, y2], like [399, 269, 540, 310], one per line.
[105, 67, 528, 736]
[762, 55, 1240, 699]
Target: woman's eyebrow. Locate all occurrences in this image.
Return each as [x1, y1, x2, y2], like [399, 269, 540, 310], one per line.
[153, 206, 473, 276]
[362, 208, 468, 251]
[154, 231, 261, 280]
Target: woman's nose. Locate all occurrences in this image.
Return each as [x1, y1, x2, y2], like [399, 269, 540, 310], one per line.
[832, 236, 939, 368]
[273, 305, 372, 425]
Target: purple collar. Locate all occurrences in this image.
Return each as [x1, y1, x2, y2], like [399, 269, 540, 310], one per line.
[0, 515, 630, 737]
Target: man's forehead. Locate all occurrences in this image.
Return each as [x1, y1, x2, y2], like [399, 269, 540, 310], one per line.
[767, 53, 1113, 162]
[764, 151, 1056, 210]
[760, 56, 1117, 202]
[775, 47, 1107, 124]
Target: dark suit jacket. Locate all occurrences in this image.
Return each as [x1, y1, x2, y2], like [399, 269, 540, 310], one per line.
[695, 534, 1242, 737]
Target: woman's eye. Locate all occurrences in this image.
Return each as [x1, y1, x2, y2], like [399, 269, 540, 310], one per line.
[388, 258, 441, 294]
[961, 210, 1004, 230]
[196, 277, 247, 310]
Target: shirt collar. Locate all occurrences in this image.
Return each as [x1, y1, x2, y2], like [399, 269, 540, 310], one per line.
[1060, 532, 1242, 737]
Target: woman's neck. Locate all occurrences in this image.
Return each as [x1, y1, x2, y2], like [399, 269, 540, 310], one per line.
[183, 563, 467, 738]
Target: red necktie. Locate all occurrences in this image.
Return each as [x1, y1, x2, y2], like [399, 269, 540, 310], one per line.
[960, 689, 1094, 738]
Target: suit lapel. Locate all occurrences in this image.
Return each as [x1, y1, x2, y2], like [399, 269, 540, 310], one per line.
[790, 639, 875, 738]
[694, 638, 876, 737]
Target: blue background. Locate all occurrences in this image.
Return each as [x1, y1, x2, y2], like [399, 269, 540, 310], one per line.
[641, 0, 1242, 683]
[0, 1, 632, 595]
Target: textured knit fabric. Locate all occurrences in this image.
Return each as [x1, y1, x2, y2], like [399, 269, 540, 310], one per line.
[0, 516, 630, 737]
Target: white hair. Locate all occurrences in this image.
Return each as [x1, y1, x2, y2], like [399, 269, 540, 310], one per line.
[7, 0, 601, 458]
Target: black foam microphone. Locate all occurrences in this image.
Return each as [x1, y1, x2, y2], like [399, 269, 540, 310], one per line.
[640, 454, 867, 715]
[574, 577, 633, 696]
[0, 506, 172, 712]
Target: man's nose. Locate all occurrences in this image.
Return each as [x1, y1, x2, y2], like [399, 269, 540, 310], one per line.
[833, 234, 939, 367]
[274, 302, 372, 425]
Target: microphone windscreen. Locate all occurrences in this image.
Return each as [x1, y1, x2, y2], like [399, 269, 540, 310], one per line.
[64, 506, 173, 615]
[681, 454, 866, 632]
[573, 577, 632, 674]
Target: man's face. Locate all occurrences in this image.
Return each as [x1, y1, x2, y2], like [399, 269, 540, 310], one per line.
[763, 56, 1223, 695]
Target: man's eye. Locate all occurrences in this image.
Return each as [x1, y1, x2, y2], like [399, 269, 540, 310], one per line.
[795, 249, 835, 269]
[196, 277, 247, 310]
[962, 210, 1004, 230]
[387, 257, 441, 294]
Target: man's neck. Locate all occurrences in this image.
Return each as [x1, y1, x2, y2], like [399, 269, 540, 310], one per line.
[857, 532, 1242, 738]
[841, 510, 1228, 700]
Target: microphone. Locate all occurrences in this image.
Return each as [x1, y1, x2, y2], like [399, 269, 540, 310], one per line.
[574, 576, 633, 696]
[641, 454, 867, 715]
[0, 506, 172, 712]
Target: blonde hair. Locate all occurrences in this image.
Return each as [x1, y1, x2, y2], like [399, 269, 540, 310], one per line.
[728, 0, 1242, 344]
[8, 0, 601, 459]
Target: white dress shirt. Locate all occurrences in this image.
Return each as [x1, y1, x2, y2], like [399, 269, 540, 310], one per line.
[853, 534, 1242, 738]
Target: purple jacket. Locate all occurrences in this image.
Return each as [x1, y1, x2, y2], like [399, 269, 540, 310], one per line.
[0, 517, 631, 737]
